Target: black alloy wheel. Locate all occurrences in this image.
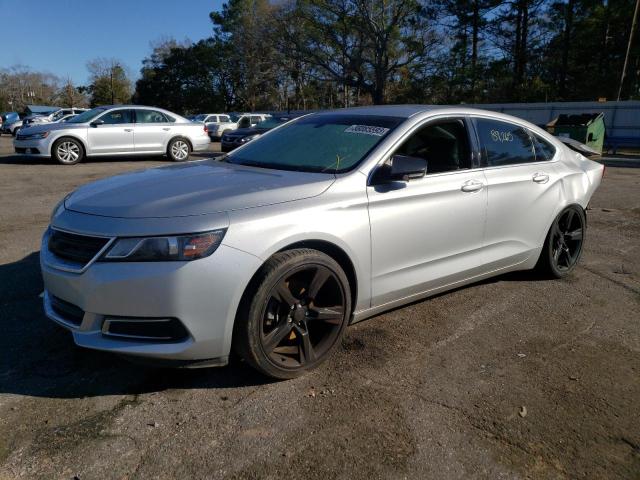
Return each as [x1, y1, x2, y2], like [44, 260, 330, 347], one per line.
[538, 205, 585, 278]
[234, 249, 351, 379]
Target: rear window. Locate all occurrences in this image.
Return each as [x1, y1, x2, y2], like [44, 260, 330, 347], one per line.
[476, 118, 536, 166]
[531, 132, 556, 161]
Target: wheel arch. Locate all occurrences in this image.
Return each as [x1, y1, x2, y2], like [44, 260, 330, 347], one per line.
[166, 135, 193, 152]
[49, 134, 87, 158]
[276, 240, 358, 313]
[234, 239, 360, 328]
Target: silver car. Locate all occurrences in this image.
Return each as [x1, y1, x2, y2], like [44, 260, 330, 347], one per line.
[40, 106, 604, 378]
[14, 105, 210, 164]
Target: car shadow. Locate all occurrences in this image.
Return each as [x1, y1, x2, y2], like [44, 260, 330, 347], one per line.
[0, 151, 222, 166]
[0, 252, 272, 400]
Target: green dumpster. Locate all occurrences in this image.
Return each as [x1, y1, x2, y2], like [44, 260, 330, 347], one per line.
[546, 113, 605, 154]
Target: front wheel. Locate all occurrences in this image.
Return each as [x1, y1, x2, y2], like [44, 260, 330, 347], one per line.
[536, 205, 585, 278]
[52, 138, 84, 165]
[167, 137, 191, 162]
[234, 249, 351, 379]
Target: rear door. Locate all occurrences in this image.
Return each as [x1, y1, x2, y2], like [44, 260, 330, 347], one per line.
[87, 109, 134, 154]
[133, 109, 172, 153]
[473, 116, 560, 267]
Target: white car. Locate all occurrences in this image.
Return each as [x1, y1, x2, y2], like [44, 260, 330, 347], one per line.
[191, 113, 231, 125]
[14, 105, 210, 164]
[206, 112, 270, 140]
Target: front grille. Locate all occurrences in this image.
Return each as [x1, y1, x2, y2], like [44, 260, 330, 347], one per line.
[16, 133, 28, 141]
[50, 295, 84, 326]
[48, 229, 110, 265]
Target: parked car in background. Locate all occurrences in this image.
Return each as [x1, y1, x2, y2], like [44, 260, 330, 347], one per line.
[39, 106, 603, 378]
[13, 105, 210, 164]
[192, 113, 231, 125]
[21, 108, 88, 130]
[206, 112, 270, 140]
[1, 112, 20, 125]
[220, 114, 299, 151]
[1, 112, 22, 136]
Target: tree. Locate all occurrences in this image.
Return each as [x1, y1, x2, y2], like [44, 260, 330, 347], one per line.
[56, 77, 89, 108]
[86, 58, 132, 106]
[0, 65, 61, 111]
[134, 38, 227, 114]
[281, 0, 436, 105]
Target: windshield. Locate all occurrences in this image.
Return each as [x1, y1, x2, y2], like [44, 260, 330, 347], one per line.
[67, 107, 106, 124]
[193, 114, 208, 122]
[226, 114, 403, 173]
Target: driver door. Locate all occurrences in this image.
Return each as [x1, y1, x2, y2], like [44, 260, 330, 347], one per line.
[367, 117, 488, 307]
[87, 109, 134, 154]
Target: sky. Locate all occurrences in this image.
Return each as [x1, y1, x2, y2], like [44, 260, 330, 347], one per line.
[0, 0, 225, 85]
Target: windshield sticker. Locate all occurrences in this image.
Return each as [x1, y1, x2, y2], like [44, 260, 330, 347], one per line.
[344, 125, 389, 136]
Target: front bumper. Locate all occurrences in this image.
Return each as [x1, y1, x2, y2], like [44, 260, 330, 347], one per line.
[13, 137, 51, 157]
[40, 232, 262, 363]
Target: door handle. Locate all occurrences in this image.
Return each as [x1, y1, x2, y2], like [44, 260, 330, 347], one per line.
[162, 127, 171, 131]
[532, 172, 550, 184]
[461, 180, 484, 193]
[124, 128, 133, 132]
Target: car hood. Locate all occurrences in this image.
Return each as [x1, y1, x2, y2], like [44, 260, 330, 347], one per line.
[64, 159, 335, 218]
[21, 122, 86, 134]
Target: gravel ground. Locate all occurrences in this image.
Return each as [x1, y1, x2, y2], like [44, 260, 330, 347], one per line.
[0, 134, 638, 480]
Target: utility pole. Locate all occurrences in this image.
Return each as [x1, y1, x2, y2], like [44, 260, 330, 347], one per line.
[618, 0, 640, 100]
[110, 68, 115, 104]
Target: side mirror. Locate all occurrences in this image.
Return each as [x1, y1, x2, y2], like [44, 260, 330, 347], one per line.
[372, 154, 427, 184]
[90, 119, 104, 127]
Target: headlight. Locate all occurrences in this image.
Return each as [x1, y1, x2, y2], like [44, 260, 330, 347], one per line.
[240, 134, 260, 143]
[21, 131, 49, 139]
[50, 193, 70, 221]
[101, 229, 226, 262]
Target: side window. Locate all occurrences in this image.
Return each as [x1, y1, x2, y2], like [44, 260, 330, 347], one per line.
[475, 118, 536, 166]
[395, 118, 472, 174]
[136, 109, 168, 124]
[531, 132, 556, 161]
[220, 115, 230, 123]
[100, 110, 132, 124]
[238, 116, 251, 128]
[251, 115, 262, 125]
[206, 115, 217, 123]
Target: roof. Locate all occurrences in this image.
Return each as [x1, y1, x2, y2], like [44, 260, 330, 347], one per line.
[330, 105, 438, 118]
[26, 105, 60, 113]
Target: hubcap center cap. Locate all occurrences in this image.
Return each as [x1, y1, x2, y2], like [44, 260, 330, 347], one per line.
[292, 304, 306, 323]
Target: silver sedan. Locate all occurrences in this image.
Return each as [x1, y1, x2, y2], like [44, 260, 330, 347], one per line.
[13, 105, 210, 164]
[40, 106, 604, 378]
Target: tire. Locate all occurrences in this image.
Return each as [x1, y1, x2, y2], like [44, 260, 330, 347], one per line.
[536, 205, 586, 278]
[167, 137, 191, 162]
[233, 248, 352, 379]
[52, 137, 84, 165]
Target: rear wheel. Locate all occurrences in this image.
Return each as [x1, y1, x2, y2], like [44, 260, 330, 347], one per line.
[536, 205, 585, 278]
[167, 137, 190, 162]
[234, 249, 351, 379]
[52, 138, 84, 165]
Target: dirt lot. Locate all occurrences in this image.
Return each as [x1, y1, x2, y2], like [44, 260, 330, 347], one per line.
[0, 134, 638, 480]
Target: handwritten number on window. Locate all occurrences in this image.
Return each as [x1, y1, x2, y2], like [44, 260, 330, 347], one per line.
[490, 130, 513, 143]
